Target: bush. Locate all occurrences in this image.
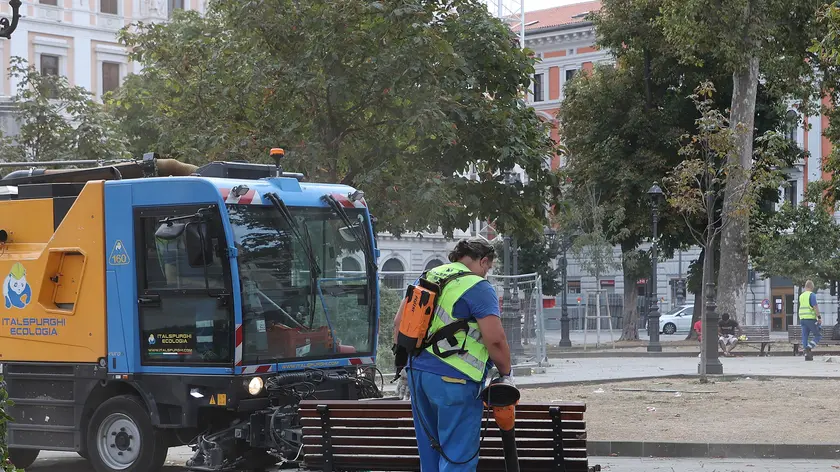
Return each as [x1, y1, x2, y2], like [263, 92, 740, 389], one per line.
[0, 379, 17, 472]
[375, 289, 403, 373]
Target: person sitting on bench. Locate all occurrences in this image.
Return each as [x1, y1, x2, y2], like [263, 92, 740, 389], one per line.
[718, 313, 742, 357]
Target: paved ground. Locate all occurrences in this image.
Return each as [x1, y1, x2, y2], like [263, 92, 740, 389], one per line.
[519, 354, 840, 386]
[593, 457, 840, 471]
[28, 451, 840, 471]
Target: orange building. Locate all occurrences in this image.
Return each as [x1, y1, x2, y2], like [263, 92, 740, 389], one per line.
[523, 1, 610, 170]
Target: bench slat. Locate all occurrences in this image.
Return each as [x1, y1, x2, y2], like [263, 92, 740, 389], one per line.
[300, 435, 586, 449]
[301, 426, 585, 439]
[303, 445, 588, 458]
[300, 417, 586, 430]
[304, 455, 590, 472]
[299, 408, 583, 421]
[299, 400, 586, 412]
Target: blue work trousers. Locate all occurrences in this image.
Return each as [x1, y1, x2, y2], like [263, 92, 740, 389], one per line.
[407, 369, 484, 472]
[801, 319, 822, 349]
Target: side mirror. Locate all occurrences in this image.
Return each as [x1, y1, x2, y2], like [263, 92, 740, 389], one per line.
[185, 222, 214, 268]
[155, 222, 186, 241]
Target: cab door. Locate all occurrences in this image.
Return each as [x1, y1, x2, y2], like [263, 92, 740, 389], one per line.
[134, 204, 234, 367]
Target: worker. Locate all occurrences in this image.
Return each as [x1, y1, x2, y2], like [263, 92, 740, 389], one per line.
[799, 279, 822, 361]
[394, 238, 512, 472]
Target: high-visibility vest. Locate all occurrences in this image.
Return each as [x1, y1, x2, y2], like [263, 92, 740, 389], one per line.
[423, 262, 492, 383]
[799, 290, 816, 320]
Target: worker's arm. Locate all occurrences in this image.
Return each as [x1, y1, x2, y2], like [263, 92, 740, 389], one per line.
[476, 315, 512, 376]
[811, 293, 821, 321]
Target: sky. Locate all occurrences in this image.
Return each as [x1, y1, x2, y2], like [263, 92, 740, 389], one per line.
[525, 0, 589, 12]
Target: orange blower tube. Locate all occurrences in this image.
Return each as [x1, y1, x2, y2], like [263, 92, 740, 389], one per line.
[492, 404, 519, 472]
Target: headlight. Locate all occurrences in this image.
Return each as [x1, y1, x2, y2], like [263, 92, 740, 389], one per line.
[247, 377, 264, 396]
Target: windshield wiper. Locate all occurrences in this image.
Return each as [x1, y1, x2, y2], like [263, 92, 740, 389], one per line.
[264, 192, 322, 327]
[322, 194, 376, 274]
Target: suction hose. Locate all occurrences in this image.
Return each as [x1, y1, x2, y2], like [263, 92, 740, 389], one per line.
[481, 377, 520, 472]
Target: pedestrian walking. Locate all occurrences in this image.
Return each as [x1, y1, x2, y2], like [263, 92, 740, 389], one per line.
[799, 280, 822, 361]
[393, 238, 513, 472]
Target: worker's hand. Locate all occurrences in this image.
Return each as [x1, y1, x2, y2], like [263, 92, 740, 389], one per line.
[396, 374, 411, 401]
[495, 371, 516, 389]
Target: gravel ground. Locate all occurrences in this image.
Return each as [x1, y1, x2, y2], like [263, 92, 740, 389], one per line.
[520, 376, 840, 444]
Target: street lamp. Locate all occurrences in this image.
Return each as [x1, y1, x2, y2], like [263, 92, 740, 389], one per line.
[0, 0, 21, 39]
[557, 230, 578, 348]
[647, 183, 664, 353]
[502, 171, 524, 357]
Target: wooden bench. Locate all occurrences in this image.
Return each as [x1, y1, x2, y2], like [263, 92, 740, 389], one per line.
[734, 325, 773, 356]
[788, 325, 840, 355]
[298, 399, 599, 472]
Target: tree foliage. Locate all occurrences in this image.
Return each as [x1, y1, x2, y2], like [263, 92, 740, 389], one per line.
[751, 182, 840, 289]
[493, 233, 563, 296]
[658, 0, 823, 322]
[0, 57, 129, 164]
[568, 186, 621, 282]
[110, 0, 558, 239]
[664, 82, 784, 251]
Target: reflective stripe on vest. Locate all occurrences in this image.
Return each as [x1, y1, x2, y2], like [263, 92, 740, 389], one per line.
[799, 291, 816, 319]
[423, 262, 491, 382]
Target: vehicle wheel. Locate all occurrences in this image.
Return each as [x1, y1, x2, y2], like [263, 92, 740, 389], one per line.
[8, 448, 40, 468]
[86, 394, 168, 472]
[663, 323, 677, 335]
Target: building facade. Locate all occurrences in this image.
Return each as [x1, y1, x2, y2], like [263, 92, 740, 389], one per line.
[0, 0, 206, 104]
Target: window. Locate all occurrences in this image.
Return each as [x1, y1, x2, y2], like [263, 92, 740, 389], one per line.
[382, 258, 405, 289]
[785, 109, 798, 142]
[100, 0, 118, 14]
[565, 69, 577, 82]
[424, 259, 444, 271]
[170, 0, 184, 12]
[39, 0, 58, 5]
[533, 73, 544, 102]
[228, 205, 375, 364]
[341, 257, 362, 272]
[40, 55, 59, 77]
[102, 62, 120, 94]
[136, 205, 232, 365]
[567, 280, 581, 294]
[783, 180, 797, 206]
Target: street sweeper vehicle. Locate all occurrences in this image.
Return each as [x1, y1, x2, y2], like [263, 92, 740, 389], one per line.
[0, 150, 383, 472]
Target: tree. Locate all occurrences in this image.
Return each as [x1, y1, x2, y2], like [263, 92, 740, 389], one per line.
[664, 81, 784, 376]
[659, 0, 824, 324]
[560, 0, 803, 338]
[0, 57, 129, 163]
[752, 182, 840, 290]
[493, 234, 563, 296]
[109, 0, 558, 240]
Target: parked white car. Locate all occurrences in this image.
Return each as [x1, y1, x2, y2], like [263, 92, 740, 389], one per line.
[659, 304, 695, 335]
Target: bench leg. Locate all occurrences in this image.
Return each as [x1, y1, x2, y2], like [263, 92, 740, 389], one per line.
[549, 406, 566, 472]
[317, 405, 334, 472]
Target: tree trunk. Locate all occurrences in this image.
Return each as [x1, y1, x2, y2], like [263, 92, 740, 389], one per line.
[619, 241, 640, 341]
[717, 55, 760, 325]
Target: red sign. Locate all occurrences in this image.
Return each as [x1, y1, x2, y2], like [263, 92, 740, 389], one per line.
[600, 280, 615, 286]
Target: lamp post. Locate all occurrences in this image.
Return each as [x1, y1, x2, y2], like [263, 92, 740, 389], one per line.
[647, 183, 664, 353]
[0, 0, 21, 39]
[554, 230, 578, 348]
[501, 171, 524, 357]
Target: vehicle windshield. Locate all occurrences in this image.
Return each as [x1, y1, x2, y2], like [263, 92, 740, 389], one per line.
[664, 306, 690, 317]
[227, 204, 375, 364]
